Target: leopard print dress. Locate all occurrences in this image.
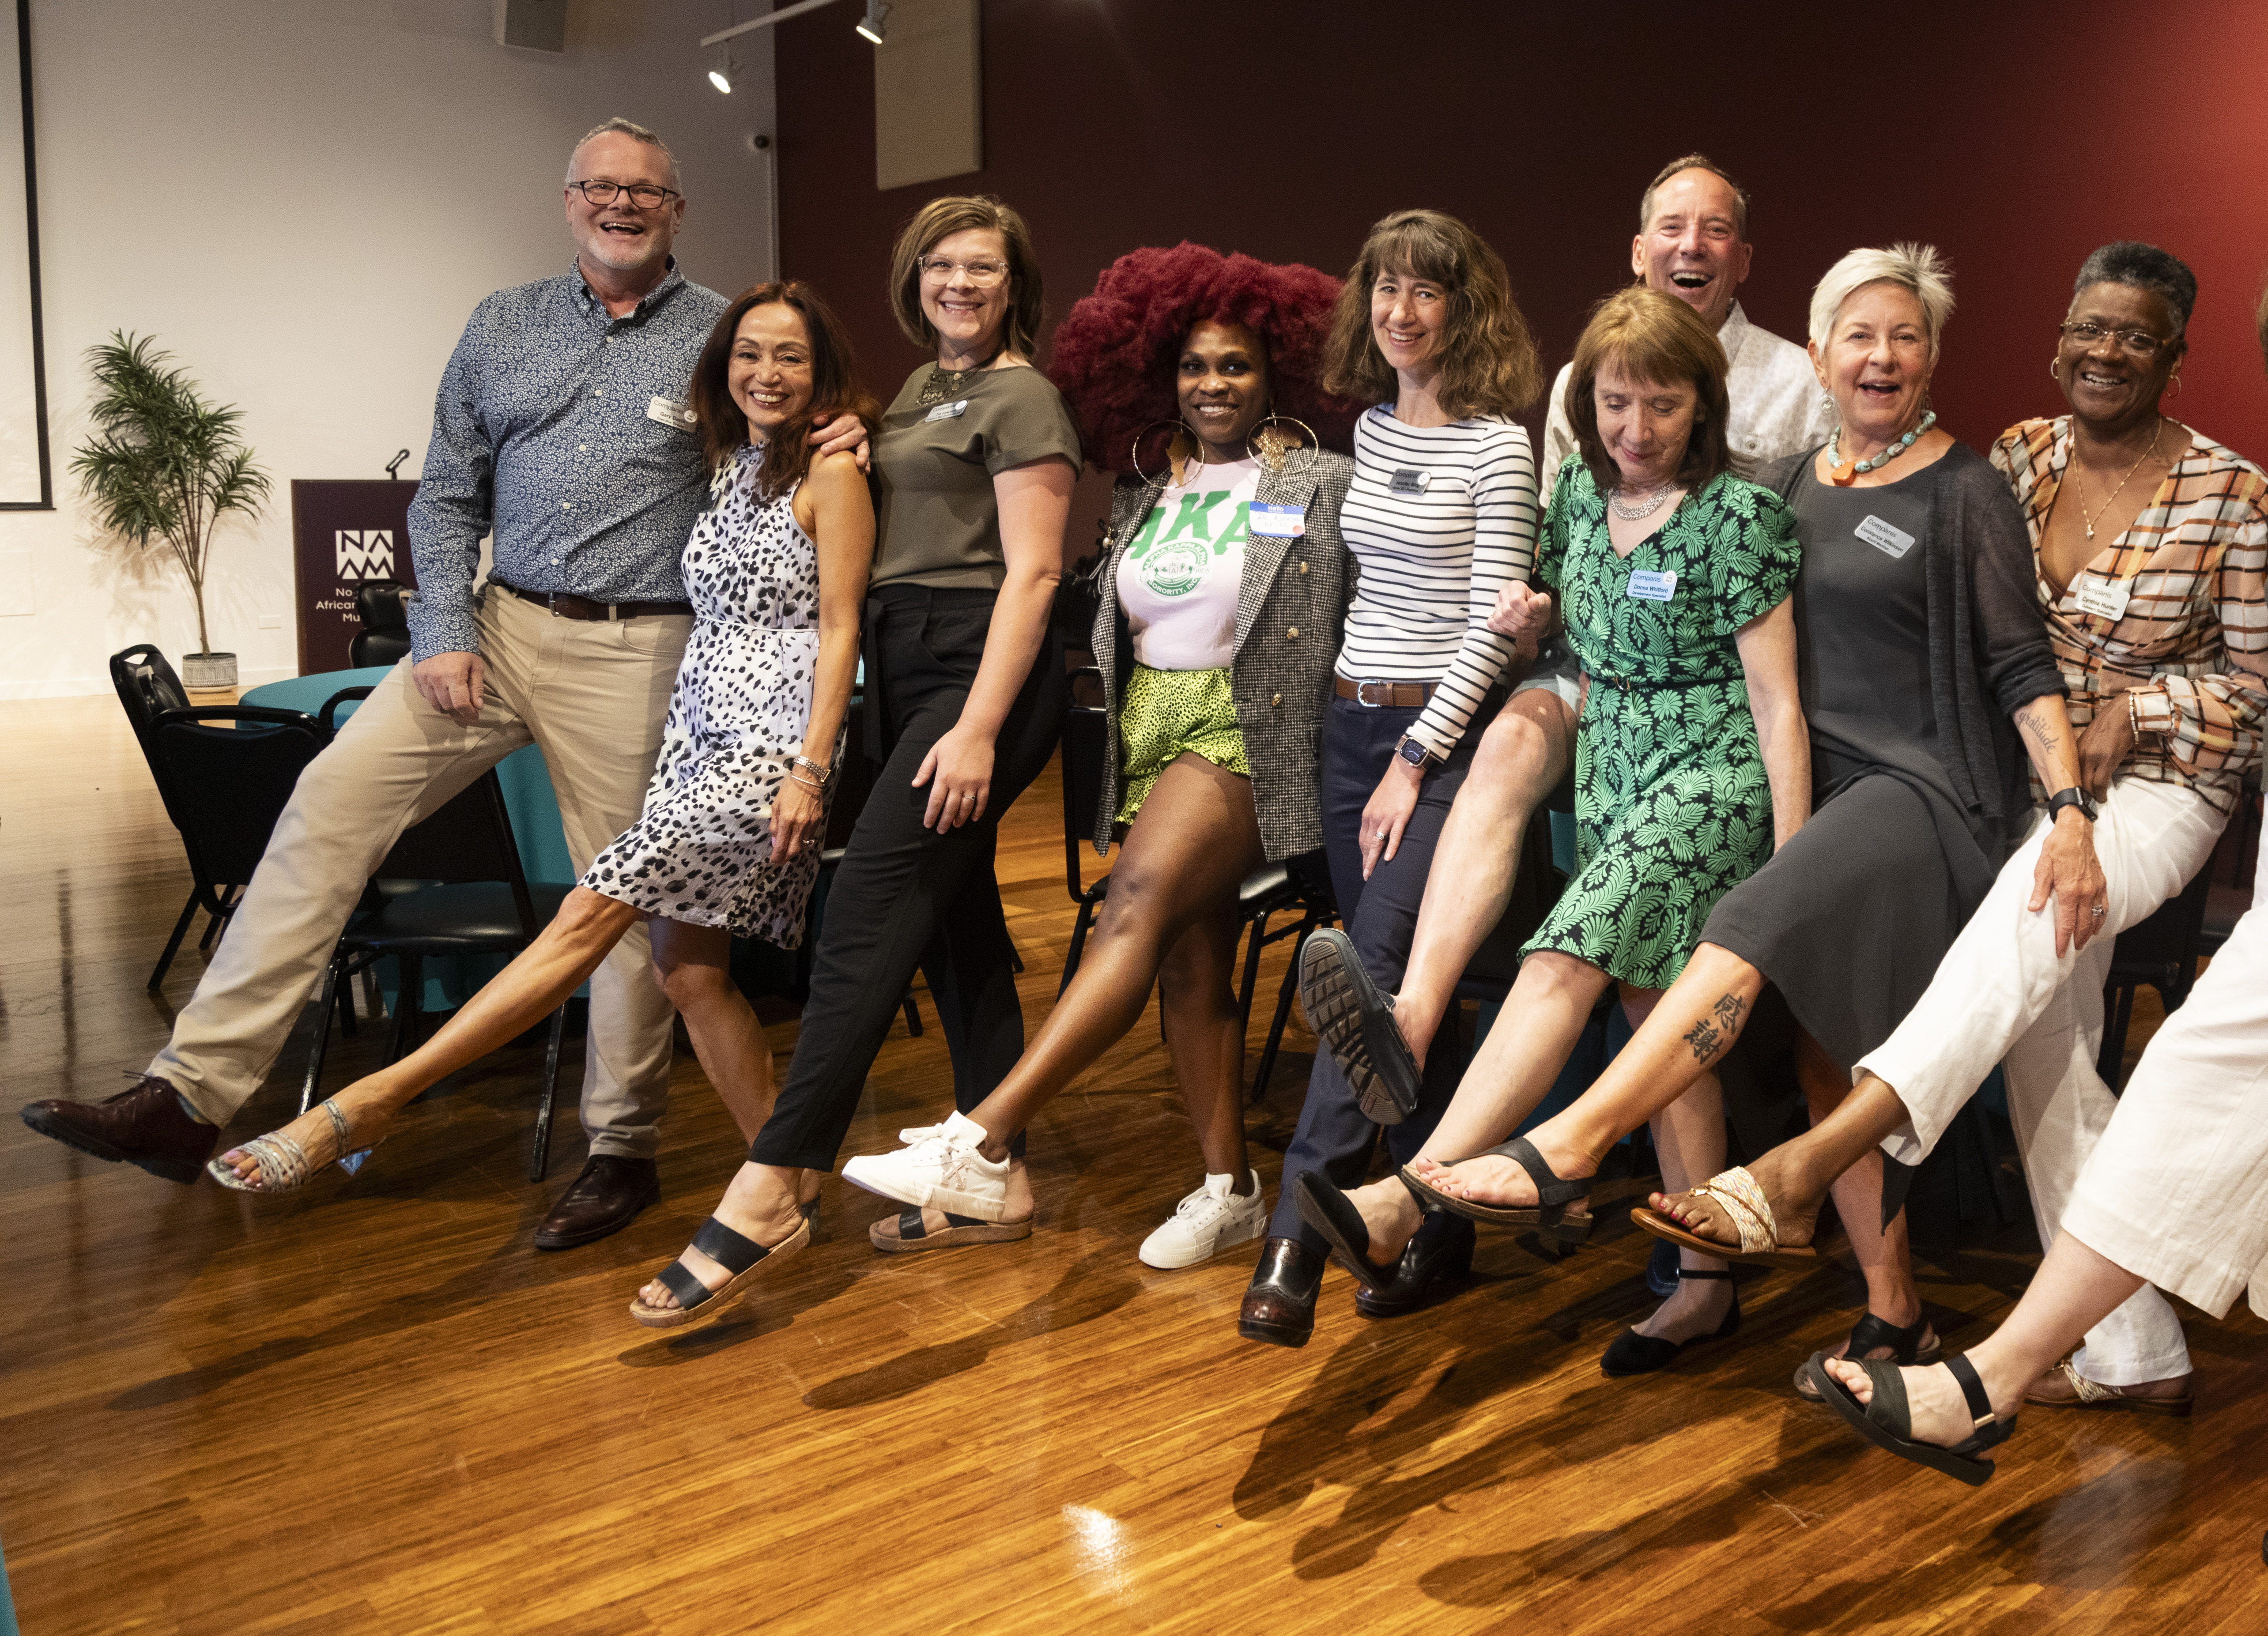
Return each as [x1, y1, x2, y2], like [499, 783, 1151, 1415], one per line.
[580, 446, 839, 946]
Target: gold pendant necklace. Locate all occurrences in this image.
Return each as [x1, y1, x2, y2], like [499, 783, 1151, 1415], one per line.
[2073, 418, 2163, 542]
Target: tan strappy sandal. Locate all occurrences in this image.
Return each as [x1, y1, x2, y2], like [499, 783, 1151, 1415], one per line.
[1630, 1165, 1818, 1268]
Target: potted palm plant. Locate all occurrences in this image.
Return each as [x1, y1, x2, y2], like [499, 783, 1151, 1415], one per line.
[72, 332, 272, 689]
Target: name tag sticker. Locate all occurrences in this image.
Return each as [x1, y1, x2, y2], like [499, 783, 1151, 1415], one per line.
[924, 399, 970, 422]
[645, 395, 696, 431]
[1626, 569, 1679, 602]
[2073, 575, 2132, 622]
[1855, 514, 1916, 558]
[1248, 504, 1305, 538]
[1388, 467, 1432, 495]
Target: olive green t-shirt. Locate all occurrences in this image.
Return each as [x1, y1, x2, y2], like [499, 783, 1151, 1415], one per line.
[868, 363, 1085, 590]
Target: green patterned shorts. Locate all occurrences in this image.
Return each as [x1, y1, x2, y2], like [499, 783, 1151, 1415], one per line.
[1117, 664, 1249, 823]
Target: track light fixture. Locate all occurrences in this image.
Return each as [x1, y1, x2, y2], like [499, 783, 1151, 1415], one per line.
[855, 0, 889, 44]
[709, 45, 736, 94]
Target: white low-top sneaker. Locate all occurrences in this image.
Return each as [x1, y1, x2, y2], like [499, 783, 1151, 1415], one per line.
[842, 1111, 1013, 1221]
[1138, 1170, 1268, 1270]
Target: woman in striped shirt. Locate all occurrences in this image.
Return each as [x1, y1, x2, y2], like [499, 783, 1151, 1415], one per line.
[1240, 209, 1546, 1346]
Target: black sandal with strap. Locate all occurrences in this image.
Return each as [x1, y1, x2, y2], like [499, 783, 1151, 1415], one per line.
[868, 1205, 1032, 1255]
[1793, 1311, 1940, 1401]
[1292, 1171, 1414, 1294]
[1804, 1350, 2014, 1487]
[630, 1213, 811, 1331]
[1399, 1137, 1593, 1243]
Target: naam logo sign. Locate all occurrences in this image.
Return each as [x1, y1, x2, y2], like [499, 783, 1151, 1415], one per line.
[336, 529, 397, 580]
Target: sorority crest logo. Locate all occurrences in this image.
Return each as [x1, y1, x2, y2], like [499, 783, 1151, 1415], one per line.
[1140, 542, 1208, 598]
[336, 529, 396, 580]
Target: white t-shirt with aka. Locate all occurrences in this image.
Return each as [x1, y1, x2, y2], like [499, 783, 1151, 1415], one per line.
[1116, 456, 1260, 671]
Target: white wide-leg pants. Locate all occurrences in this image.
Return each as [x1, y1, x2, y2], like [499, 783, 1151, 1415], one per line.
[1859, 777, 2227, 1386]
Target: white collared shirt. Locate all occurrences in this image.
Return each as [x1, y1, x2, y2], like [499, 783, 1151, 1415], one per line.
[1538, 300, 1836, 504]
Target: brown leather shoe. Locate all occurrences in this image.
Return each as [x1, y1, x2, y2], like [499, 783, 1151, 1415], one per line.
[535, 1154, 661, 1251]
[2023, 1358, 2193, 1417]
[20, 1075, 219, 1184]
[1238, 1236, 1325, 1348]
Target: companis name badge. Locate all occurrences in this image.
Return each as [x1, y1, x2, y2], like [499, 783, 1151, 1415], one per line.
[1388, 468, 1432, 495]
[1248, 504, 1305, 537]
[1855, 514, 1917, 558]
[924, 400, 970, 422]
[646, 396, 696, 430]
[2073, 575, 2132, 622]
[1626, 569, 1678, 602]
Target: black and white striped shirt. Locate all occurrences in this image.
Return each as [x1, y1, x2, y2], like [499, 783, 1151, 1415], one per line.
[1336, 406, 1539, 755]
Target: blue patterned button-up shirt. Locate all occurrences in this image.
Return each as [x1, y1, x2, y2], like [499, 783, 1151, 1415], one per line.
[404, 260, 729, 659]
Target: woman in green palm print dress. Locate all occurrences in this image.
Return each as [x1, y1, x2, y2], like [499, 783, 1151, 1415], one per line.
[1292, 288, 1808, 1330]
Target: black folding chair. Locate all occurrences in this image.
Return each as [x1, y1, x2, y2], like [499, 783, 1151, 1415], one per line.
[110, 643, 239, 988]
[300, 691, 572, 1180]
[1053, 668, 1338, 1098]
[2096, 859, 2215, 1090]
[350, 580, 414, 669]
[148, 703, 330, 982]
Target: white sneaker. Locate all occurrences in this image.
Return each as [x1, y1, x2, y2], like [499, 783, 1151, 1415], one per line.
[1138, 1170, 1268, 1269]
[842, 1111, 1013, 1221]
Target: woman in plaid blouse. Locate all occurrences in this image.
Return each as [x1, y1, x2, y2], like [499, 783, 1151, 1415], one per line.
[1651, 241, 2266, 1417]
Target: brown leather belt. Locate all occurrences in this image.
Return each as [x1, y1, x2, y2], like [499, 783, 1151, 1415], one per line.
[1336, 676, 1438, 708]
[492, 579, 693, 622]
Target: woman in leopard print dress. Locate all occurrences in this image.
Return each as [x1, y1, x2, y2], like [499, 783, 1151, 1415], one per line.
[210, 281, 877, 1193]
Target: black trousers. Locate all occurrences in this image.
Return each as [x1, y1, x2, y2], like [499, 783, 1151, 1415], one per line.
[1266, 694, 1525, 1251]
[750, 585, 1066, 1170]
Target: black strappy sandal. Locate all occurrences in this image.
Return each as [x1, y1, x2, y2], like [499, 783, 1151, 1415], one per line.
[1399, 1137, 1593, 1247]
[629, 1214, 811, 1331]
[868, 1206, 1032, 1255]
[1804, 1351, 2014, 1487]
[1793, 1312, 1940, 1401]
[1291, 1171, 1412, 1294]
[1601, 1268, 1740, 1377]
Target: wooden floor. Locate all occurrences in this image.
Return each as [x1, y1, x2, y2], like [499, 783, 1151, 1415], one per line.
[4, 695, 2265, 1636]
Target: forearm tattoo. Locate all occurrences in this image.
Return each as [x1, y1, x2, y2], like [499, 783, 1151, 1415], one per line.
[2016, 707, 2062, 757]
[1682, 993, 1751, 1065]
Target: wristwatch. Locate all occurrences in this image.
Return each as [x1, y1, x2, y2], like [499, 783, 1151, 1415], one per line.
[1394, 734, 1436, 770]
[2045, 786, 2098, 823]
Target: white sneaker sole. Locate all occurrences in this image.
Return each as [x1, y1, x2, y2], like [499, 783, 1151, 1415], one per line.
[1137, 1205, 1268, 1270]
[841, 1152, 1012, 1222]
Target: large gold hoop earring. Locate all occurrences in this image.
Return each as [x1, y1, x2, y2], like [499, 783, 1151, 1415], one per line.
[2049, 356, 2061, 382]
[1129, 419, 1202, 489]
[1247, 414, 1320, 474]
[2165, 372, 2184, 400]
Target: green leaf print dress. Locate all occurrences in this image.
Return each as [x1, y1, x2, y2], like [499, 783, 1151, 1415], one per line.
[1522, 458, 1801, 988]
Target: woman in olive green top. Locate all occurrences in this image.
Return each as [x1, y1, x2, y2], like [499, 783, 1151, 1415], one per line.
[632, 195, 1083, 1326]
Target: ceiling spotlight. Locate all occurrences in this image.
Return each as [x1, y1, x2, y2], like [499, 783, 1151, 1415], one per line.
[709, 46, 736, 94]
[854, 0, 889, 44]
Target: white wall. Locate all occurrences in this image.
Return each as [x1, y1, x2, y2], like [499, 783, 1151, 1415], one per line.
[0, 0, 779, 697]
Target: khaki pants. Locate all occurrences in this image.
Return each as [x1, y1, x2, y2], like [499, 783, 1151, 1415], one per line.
[152, 588, 690, 1159]
[1862, 777, 2227, 1386]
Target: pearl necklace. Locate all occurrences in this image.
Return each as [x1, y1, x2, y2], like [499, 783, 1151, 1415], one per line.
[1608, 480, 1676, 520]
[1828, 410, 1937, 486]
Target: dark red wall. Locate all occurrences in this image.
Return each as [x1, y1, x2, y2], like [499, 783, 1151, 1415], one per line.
[775, 0, 2268, 483]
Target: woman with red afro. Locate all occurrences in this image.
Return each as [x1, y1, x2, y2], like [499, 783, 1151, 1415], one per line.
[840, 243, 1361, 1268]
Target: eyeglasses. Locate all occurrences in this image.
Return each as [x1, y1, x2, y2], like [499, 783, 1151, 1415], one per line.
[2060, 320, 2171, 359]
[918, 256, 1009, 286]
[569, 180, 680, 210]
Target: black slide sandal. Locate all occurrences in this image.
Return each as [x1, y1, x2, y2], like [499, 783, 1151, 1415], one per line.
[870, 1206, 1032, 1255]
[630, 1214, 811, 1331]
[1292, 1171, 1405, 1293]
[1400, 1136, 1590, 1233]
[1794, 1312, 1940, 1402]
[1805, 1350, 2013, 1486]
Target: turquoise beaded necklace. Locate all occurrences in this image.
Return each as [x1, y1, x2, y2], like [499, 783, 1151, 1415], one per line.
[1828, 410, 1936, 485]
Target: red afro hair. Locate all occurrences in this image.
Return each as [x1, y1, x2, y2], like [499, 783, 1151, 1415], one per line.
[1049, 242, 1363, 475]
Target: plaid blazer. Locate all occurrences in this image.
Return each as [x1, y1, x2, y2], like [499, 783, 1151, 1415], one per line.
[1090, 452, 1355, 859]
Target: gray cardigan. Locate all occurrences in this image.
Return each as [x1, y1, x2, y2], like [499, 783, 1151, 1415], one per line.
[1091, 452, 1355, 859]
[1758, 441, 2064, 824]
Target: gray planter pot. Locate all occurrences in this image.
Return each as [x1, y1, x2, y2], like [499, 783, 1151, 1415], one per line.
[180, 651, 238, 689]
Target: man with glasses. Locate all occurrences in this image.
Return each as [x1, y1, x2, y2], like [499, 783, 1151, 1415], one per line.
[26, 118, 853, 1250]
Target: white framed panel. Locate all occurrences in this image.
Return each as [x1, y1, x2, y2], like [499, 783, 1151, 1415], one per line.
[0, 0, 49, 509]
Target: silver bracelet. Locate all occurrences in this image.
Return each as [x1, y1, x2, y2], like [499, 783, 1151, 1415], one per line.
[791, 755, 833, 785]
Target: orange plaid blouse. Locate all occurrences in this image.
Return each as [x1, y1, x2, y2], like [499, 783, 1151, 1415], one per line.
[1993, 417, 2268, 816]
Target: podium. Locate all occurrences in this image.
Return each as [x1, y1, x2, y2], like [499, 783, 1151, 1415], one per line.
[289, 480, 420, 673]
